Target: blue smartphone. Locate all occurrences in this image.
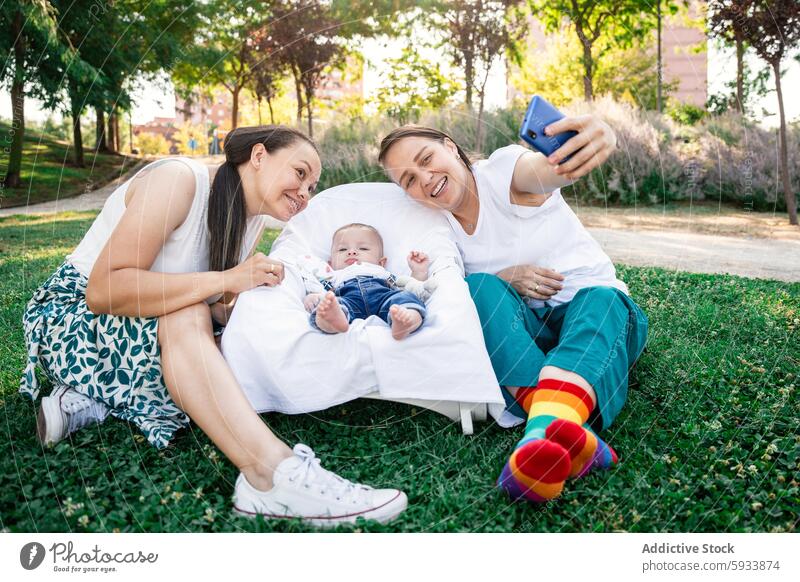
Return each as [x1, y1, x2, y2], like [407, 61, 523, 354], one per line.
[519, 95, 578, 162]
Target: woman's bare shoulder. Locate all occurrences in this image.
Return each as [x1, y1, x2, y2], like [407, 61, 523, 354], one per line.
[125, 159, 197, 208]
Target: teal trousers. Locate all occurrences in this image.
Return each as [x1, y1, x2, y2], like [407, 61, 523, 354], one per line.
[466, 274, 648, 431]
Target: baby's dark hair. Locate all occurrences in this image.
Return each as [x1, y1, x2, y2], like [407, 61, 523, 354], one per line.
[332, 223, 384, 255]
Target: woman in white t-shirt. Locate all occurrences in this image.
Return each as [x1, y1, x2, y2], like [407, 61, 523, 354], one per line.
[20, 125, 407, 526]
[379, 120, 648, 505]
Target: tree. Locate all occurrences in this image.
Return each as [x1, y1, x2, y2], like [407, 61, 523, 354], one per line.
[734, 0, 800, 225]
[530, 0, 657, 101]
[247, 36, 285, 125]
[135, 132, 171, 155]
[428, 0, 525, 114]
[654, 1, 689, 112]
[510, 27, 678, 109]
[374, 46, 458, 124]
[708, 0, 751, 113]
[174, 0, 270, 131]
[254, 1, 348, 138]
[0, 0, 68, 187]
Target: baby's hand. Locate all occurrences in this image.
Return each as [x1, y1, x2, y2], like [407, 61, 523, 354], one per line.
[407, 251, 430, 269]
[407, 251, 430, 281]
[303, 293, 323, 312]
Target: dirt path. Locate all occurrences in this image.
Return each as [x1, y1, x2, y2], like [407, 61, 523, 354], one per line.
[2, 165, 797, 282]
[589, 227, 800, 283]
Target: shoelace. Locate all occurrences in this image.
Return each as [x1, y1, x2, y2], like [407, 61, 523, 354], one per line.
[289, 444, 372, 502]
[59, 387, 108, 434]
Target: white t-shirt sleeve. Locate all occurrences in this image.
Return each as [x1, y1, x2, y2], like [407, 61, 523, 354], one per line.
[480, 144, 552, 219]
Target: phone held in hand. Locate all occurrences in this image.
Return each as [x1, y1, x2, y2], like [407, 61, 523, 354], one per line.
[519, 95, 578, 162]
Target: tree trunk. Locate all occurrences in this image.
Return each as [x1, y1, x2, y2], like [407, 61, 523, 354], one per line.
[231, 86, 240, 130]
[267, 97, 275, 124]
[108, 112, 118, 152]
[5, 10, 26, 189]
[305, 85, 314, 138]
[71, 96, 85, 168]
[735, 36, 744, 113]
[113, 114, 120, 151]
[773, 61, 797, 225]
[257, 95, 262, 126]
[464, 54, 474, 111]
[475, 66, 491, 152]
[575, 25, 594, 101]
[95, 108, 109, 152]
[656, 0, 662, 112]
[293, 68, 304, 127]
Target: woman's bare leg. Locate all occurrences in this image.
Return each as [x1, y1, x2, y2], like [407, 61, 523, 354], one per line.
[158, 302, 292, 491]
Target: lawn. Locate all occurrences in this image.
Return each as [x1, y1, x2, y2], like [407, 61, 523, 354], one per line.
[0, 124, 136, 208]
[0, 211, 797, 533]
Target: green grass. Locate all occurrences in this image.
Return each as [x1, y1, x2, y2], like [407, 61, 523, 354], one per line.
[0, 212, 798, 532]
[0, 123, 136, 208]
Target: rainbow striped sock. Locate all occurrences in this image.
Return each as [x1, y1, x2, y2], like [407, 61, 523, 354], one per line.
[510, 384, 618, 478]
[498, 379, 612, 503]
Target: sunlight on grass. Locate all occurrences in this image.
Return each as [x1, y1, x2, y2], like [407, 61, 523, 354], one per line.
[0, 215, 797, 533]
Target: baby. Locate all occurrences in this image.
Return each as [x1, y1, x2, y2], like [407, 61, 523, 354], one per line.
[304, 223, 430, 340]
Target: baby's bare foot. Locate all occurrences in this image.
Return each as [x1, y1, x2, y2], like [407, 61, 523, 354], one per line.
[316, 291, 349, 334]
[389, 305, 423, 340]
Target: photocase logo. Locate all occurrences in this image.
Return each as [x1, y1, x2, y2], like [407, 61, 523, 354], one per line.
[20, 542, 46, 570]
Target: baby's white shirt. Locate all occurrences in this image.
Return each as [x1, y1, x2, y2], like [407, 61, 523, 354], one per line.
[328, 262, 393, 288]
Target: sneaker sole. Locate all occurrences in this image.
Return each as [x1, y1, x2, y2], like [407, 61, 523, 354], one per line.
[233, 490, 408, 528]
[37, 394, 65, 446]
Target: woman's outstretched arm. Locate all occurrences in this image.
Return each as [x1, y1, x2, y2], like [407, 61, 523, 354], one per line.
[511, 115, 617, 196]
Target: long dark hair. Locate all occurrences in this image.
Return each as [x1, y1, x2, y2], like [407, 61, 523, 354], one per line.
[377, 125, 473, 171]
[208, 125, 318, 272]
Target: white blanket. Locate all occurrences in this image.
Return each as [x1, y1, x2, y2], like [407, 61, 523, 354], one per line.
[221, 182, 505, 415]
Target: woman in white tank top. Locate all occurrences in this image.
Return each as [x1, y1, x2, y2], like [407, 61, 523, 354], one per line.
[20, 125, 408, 526]
[379, 121, 648, 506]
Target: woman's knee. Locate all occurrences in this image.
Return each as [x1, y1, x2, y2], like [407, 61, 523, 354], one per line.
[466, 272, 507, 297]
[157, 302, 213, 346]
[573, 286, 629, 312]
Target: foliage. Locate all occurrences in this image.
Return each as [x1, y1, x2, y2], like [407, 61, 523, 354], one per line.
[529, 0, 664, 101]
[373, 46, 458, 124]
[510, 28, 679, 110]
[252, 0, 349, 137]
[723, 0, 800, 224]
[666, 101, 706, 126]
[172, 122, 208, 156]
[135, 133, 171, 156]
[425, 1, 527, 110]
[1, 214, 797, 533]
[317, 98, 799, 211]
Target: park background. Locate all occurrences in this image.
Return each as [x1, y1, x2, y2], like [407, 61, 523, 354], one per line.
[0, 0, 797, 533]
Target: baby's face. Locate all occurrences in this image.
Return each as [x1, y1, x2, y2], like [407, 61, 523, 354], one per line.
[330, 228, 386, 270]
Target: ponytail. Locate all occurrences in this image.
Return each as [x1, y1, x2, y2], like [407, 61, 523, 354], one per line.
[207, 125, 318, 272]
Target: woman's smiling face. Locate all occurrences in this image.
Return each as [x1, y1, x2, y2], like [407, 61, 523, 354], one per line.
[381, 136, 471, 213]
[247, 140, 321, 221]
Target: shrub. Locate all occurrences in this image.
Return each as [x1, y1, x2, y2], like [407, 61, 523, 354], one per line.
[316, 97, 799, 210]
[667, 101, 707, 126]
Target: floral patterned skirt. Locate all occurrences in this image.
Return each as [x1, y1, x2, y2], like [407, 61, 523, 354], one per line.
[19, 261, 189, 448]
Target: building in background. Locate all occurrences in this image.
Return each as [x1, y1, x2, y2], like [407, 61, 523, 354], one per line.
[175, 88, 233, 129]
[661, 2, 707, 107]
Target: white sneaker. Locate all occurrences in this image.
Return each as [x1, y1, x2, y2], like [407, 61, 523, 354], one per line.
[37, 384, 111, 446]
[233, 444, 408, 527]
